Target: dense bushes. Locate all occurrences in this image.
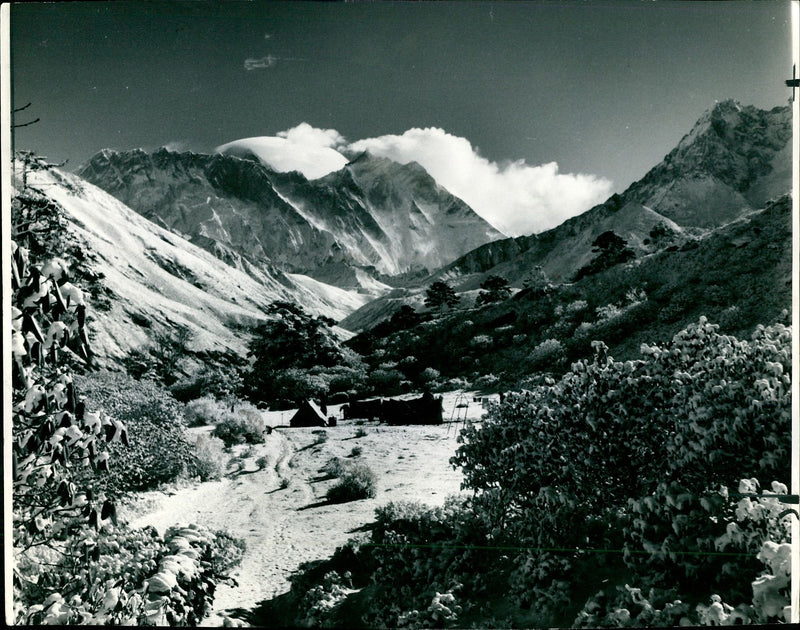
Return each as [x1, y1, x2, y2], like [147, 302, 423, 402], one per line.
[170, 361, 245, 403]
[450, 317, 791, 625]
[74, 372, 193, 494]
[240, 316, 791, 628]
[282, 497, 504, 629]
[16, 523, 243, 625]
[183, 394, 222, 427]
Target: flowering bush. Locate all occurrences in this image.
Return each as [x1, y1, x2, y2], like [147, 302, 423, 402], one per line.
[451, 317, 791, 624]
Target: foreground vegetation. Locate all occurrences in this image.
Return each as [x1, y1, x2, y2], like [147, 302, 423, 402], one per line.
[252, 317, 792, 628]
[11, 185, 245, 625]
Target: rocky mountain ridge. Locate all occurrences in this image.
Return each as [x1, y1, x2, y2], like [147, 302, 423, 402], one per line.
[438, 100, 790, 286]
[13, 163, 370, 373]
[78, 148, 504, 292]
[340, 101, 792, 331]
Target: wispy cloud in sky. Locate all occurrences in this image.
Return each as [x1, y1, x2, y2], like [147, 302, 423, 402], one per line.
[244, 55, 276, 71]
[349, 127, 614, 235]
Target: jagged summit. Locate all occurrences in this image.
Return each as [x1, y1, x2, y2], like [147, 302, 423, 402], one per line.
[78, 146, 503, 287]
[339, 99, 792, 328]
[623, 101, 791, 227]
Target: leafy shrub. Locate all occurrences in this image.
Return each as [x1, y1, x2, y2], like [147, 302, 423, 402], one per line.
[359, 497, 499, 629]
[349, 446, 363, 458]
[191, 434, 227, 481]
[419, 366, 440, 383]
[11, 237, 121, 620]
[74, 372, 192, 494]
[184, 394, 223, 427]
[397, 590, 464, 628]
[565, 299, 588, 315]
[17, 523, 244, 625]
[326, 462, 377, 503]
[472, 373, 500, 390]
[576, 479, 793, 627]
[595, 302, 624, 321]
[322, 457, 347, 478]
[209, 529, 247, 575]
[299, 570, 352, 627]
[368, 367, 405, 393]
[469, 334, 493, 350]
[327, 364, 369, 395]
[122, 325, 194, 386]
[432, 377, 470, 392]
[452, 317, 791, 625]
[526, 338, 565, 371]
[211, 409, 265, 448]
[170, 362, 244, 403]
[9, 216, 236, 626]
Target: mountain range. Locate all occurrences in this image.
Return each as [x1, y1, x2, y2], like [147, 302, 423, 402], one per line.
[77, 147, 504, 292]
[12, 99, 792, 378]
[337, 101, 791, 331]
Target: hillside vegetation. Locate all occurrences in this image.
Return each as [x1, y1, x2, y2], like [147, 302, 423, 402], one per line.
[347, 195, 791, 394]
[10, 183, 246, 624]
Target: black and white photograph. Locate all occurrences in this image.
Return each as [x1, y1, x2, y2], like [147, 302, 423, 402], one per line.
[3, 1, 797, 627]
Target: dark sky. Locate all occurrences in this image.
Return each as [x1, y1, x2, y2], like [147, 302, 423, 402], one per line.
[10, 0, 792, 194]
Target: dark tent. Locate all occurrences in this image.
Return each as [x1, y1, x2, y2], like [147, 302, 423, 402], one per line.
[290, 400, 328, 428]
[343, 393, 443, 425]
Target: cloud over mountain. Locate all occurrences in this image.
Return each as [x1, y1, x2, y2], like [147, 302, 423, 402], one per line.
[348, 127, 614, 236]
[216, 123, 349, 179]
[218, 124, 613, 235]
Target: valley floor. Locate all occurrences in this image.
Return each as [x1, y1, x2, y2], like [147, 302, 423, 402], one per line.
[121, 393, 484, 626]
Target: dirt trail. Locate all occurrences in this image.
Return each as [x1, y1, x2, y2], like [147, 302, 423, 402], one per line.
[124, 406, 473, 627]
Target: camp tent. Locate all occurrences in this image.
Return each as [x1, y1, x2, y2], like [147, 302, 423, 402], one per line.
[290, 400, 328, 427]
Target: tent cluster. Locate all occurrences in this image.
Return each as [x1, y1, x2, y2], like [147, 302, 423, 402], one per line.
[289, 393, 444, 427]
[342, 392, 443, 425]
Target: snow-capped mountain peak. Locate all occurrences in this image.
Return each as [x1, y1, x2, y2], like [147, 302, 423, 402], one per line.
[78, 147, 504, 288]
